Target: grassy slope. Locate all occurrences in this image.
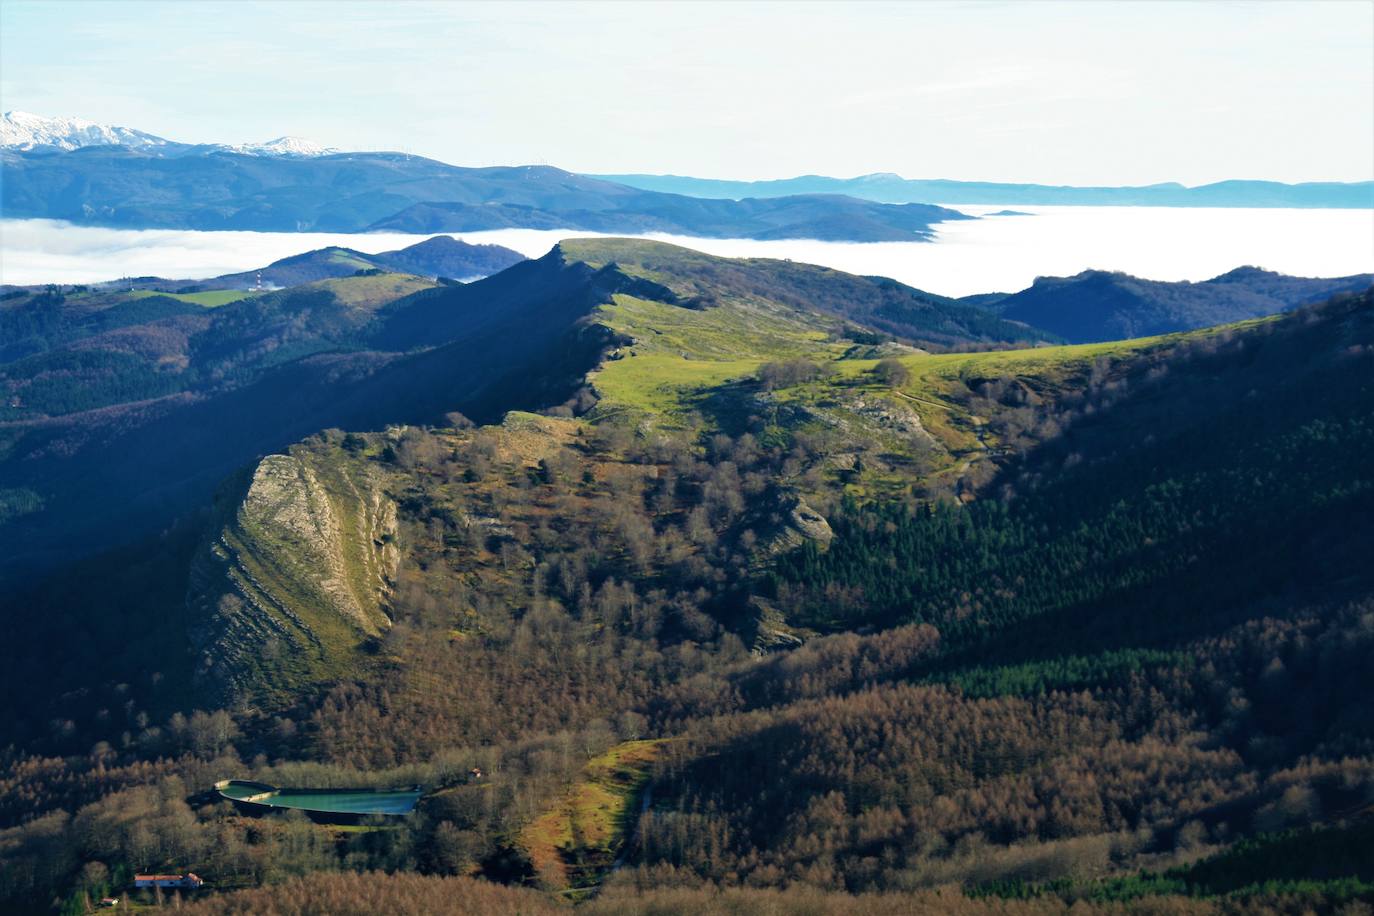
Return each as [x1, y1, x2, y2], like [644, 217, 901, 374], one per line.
[589, 288, 842, 424]
[520, 739, 665, 896]
[127, 288, 254, 307]
[308, 272, 436, 310]
[574, 237, 1208, 496]
[832, 332, 1200, 461]
[124, 269, 434, 311]
[325, 250, 377, 270]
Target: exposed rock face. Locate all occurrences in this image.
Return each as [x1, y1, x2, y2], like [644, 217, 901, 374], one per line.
[787, 499, 833, 544]
[743, 596, 807, 656]
[753, 494, 833, 560]
[842, 342, 929, 360]
[188, 451, 397, 704]
[844, 395, 937, 447]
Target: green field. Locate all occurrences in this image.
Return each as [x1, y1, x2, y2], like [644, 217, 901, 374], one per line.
[589, 287, 1185, 433]
[128, 288, 252, 307]
[307, 272, 435, 309]
[590, 353, 761, 420]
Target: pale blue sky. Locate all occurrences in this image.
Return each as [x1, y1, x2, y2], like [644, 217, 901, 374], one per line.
[2, 0, 1371, 185]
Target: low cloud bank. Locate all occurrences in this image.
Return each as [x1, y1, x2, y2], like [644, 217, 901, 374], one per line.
[3, 206, 1371, 295]
[0, 221, 440, 286]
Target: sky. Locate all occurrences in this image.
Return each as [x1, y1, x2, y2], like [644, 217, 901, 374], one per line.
[1, 0, 1371, 185]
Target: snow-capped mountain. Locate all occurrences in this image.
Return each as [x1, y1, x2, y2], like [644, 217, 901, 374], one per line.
[1, 112, 337, 157]
[217, 136, 337, 157]
[0, 111, 170, 151]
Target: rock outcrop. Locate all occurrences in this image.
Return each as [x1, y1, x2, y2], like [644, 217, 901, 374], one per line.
[752, 493, 833, 560]
[742, 596, 808, 656]
[188, 450, 397, 705]
[843, 394, 938, 447]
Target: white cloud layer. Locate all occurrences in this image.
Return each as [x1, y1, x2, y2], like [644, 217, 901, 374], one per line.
[3, 207, 1372, 297]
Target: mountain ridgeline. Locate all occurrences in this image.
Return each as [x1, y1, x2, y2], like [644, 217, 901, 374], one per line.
[1, 146, 968, 241]
[0, 252, 601, 585]
[0, 240, 1044, 587]
[595, 171, 1374, 208]
[6, 111, 1370, 218]
[979, 265, 1374, 343]
[1, 238, 1372, 914]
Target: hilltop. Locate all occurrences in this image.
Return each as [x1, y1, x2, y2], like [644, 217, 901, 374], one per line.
[985, 266, 1373, 342]
[155, 235, 526, 290]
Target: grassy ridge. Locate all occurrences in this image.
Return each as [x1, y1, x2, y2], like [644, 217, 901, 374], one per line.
[127, 288, 253, 307]
[308, 273, 436, 309]
[585, 261, 1191, 496]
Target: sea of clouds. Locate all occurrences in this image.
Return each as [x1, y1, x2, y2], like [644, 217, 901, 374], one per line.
[2, 205, 1371, 296]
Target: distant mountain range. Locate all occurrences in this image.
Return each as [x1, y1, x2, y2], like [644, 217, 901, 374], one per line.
[0, 113, 966, 241]
[0, 110, 334, 157]
[979, 266, 1374, 343]
[1, 148, 967, 241]
[594, 172, 1374, 209]
[7, 112, 1369, 251]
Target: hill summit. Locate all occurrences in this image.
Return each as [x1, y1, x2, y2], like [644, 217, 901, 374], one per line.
[991, 266, 1373, 342]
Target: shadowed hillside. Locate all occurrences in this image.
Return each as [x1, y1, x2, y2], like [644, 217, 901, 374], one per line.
[986, 266, 1372, 342]
[0, 253, 610, 584]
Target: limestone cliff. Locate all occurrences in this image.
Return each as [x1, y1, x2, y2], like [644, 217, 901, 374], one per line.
[188, 450, 398, 705]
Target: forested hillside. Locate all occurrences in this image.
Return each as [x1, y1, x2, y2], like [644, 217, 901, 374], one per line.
[987, 266, 1373, 342]
[0, 245, 1370, 914]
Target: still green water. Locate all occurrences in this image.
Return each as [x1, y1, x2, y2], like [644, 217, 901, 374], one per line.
[218, 782, 420, 815]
